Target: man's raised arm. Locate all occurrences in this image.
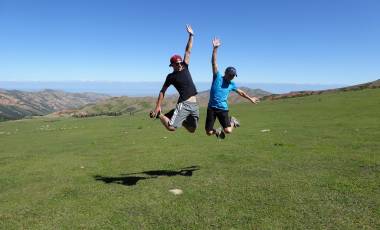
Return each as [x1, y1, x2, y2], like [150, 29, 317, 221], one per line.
[183, 24, 194, 65]
[212, 37, 221, 76]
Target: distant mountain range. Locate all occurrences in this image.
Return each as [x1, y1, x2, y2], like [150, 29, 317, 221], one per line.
[0, 89, 110, 121]
[48, 79, 380, 118]
[1, 79, 379, 121]
[0, 81, 346, 96]
[54, 87, 271, 118]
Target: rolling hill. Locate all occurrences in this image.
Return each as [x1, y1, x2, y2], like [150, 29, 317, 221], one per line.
[0, 89, 110, 121]
[60, 87, 271, 117]
[263, 79, 380, 100]
[54, 79, 380, 118]
[2, 79, 378, 120]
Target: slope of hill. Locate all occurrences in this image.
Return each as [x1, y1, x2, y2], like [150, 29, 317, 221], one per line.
[264, 79, 380, 100]
[65, 79, 380, 118]
[0, 88, 379, 228]
[0, 89, 110, 121]
[63, 87, 271, 117]
[196, 87, 271, 106]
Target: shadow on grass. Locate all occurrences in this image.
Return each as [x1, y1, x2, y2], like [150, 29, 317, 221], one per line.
[94, 165, 200, 186]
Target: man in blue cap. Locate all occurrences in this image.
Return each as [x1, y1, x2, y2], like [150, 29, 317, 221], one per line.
[205, 37, 260, 139]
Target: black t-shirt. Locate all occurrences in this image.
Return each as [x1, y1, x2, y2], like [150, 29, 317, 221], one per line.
[161, 62, 198, 103]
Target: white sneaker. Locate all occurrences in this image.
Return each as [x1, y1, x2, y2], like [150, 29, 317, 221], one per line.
[215, 128, 225, 139]
[230, 116, 240, 128]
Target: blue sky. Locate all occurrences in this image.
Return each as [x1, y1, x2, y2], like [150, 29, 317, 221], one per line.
[0, 0, 379, 84]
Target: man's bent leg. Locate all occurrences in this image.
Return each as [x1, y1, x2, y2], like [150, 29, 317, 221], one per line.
[159, 114, 176, 131]
[165, 103, 189, 131]
[205, 108, 225, 137]
[183, 116, 197, 133]
[181, 102, 198, 133]
[216, 110, 234, 135]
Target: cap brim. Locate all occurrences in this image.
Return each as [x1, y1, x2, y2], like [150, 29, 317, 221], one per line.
[169, 62, 182, 67]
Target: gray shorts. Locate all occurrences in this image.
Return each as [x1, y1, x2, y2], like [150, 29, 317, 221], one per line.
[168, 101, 199, 129]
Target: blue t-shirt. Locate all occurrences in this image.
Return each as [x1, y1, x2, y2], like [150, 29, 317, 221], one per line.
[208, 71, 237, 110]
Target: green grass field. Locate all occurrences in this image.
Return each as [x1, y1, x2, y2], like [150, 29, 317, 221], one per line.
[0, 89, 379, 229]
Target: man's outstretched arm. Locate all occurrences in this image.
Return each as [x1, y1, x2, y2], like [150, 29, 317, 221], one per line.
[236, 89, 260, 104]
[151, 85, 176, 132]
[212, 37, 221, 76]
[153, 85, 169, 115]
[183, 24, 194, 65]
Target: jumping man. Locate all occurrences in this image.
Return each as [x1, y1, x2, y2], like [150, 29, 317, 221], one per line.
[205, 37, 260, 139]
[150, 25, 199, 133]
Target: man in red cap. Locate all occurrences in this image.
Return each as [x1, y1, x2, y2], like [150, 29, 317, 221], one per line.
[150, 25, 199, 133]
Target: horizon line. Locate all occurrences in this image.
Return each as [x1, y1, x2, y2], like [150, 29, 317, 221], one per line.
[0, 80, 350, 86]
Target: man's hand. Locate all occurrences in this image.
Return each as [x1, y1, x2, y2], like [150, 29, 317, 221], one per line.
[212, 37, 221, 48]
[250, 97, 260, 104]
[149, 107, 161, 118]
[186, 24, 194, 36]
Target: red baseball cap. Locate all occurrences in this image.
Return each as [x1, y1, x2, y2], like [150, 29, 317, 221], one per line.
[169, 55, 182, 66]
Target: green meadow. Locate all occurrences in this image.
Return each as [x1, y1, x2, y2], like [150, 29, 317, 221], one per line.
[0, 89, 379, 229]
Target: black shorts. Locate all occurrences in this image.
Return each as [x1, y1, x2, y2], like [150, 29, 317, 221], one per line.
[205, 107, 231, 131]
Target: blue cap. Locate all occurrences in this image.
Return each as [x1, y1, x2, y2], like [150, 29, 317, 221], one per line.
[225, 66, 237, 77]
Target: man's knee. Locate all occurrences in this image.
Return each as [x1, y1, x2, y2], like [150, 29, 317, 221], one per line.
[224, 127, 232, 134]
[166, 125, 176, 131]
[188, 128, 196, 133]
[183, 120, 197, 133]
[206, 130, 213, 136]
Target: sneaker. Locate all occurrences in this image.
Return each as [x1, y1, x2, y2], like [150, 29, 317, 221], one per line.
[230, 116, 240, 128]
[215, 128, 225, 139]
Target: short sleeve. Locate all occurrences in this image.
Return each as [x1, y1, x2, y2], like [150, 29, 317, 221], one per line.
[213, 71, 222, 81]
[231, 81, 238, 92]
[161, 75, 172, 92]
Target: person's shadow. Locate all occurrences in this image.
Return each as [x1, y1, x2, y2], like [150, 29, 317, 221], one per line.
[94, 165, 200, 186]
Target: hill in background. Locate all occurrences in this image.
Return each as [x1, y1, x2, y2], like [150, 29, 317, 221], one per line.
[0, 89, 110, 121]
[264, 79, 380, 100]
[0, 81, 346, 96]
[58, 79, 380, 118]
[1, 79, 379, 120]
[61, 87, 271, 118]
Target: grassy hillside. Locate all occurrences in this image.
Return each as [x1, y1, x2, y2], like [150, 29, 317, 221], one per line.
[264, 79, 380, 100]
[0, 89, 110, 121]
[0, 88, 379, 229]
[68, 87, 271, 117]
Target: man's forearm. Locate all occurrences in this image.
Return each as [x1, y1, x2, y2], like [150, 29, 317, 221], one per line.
[242, 93, 251, 100]
[237, 89, 259, 104]
[239, 91, 251, 100]
[184, 34, 193, 64]
[155, 92, 164, 110]
[243, 93, 259, 103]
[186, 34, 193, 53]
[212, 48, 218, 65]
[212, 48, 218, 73]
